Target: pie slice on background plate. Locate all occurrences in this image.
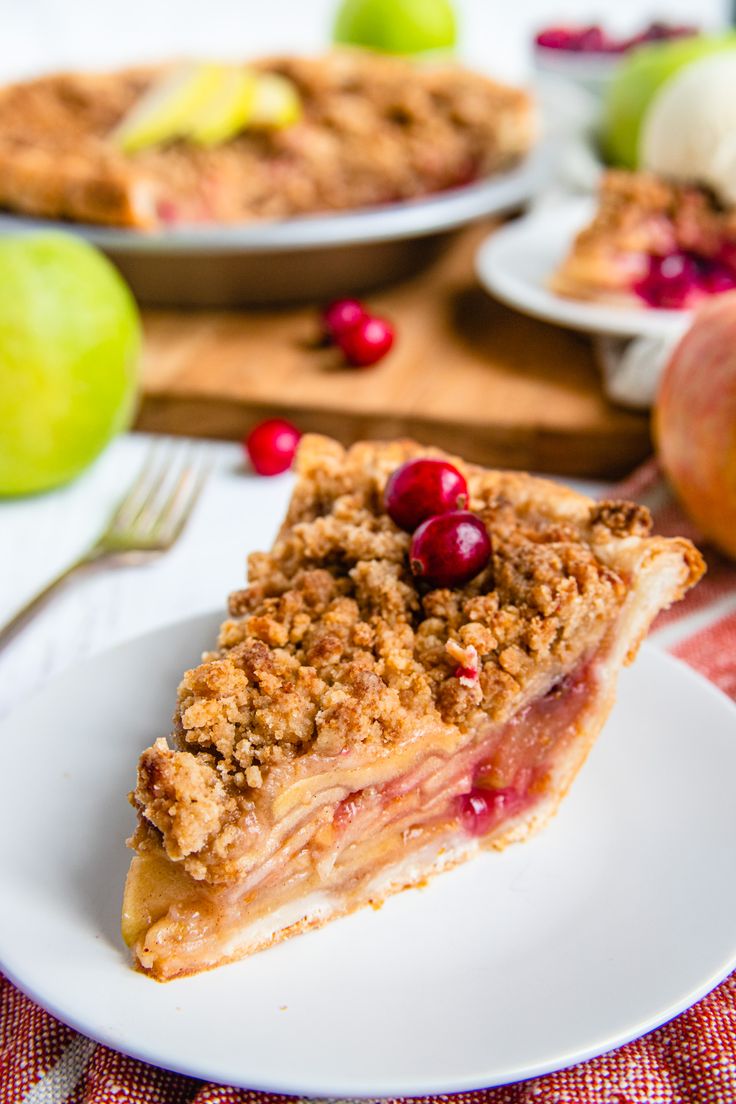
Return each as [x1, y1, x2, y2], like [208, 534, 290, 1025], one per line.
[551, 169, 736, 309]
[122, 434, 703, 980]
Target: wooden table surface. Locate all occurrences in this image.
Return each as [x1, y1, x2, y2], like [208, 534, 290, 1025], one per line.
[137, 222, 651, 478]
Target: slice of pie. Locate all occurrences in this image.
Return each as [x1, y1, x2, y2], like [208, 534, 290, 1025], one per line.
[122, 434, 703, 980]
[552, 169, 736, 309]
[0, 52, 534, 229]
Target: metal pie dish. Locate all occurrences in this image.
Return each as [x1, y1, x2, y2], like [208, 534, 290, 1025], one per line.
[0, 143, 550, 306]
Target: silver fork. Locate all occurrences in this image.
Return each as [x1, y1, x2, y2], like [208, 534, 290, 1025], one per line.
[0, 441, 211, 654]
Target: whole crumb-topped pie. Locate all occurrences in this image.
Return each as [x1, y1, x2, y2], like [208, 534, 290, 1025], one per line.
[0, 51, 534, 229]
[552, 170, 736, 309]
[123, 435, 704, 979]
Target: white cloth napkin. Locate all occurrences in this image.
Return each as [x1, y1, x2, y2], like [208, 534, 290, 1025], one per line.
[594, 329, 688, 409]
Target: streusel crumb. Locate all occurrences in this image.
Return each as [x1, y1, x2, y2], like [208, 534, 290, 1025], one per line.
[560, 170, 736, 283]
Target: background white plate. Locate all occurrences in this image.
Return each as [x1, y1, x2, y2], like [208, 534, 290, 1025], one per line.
[476, 198, 694, 338]
[1, 615, 735, 1096]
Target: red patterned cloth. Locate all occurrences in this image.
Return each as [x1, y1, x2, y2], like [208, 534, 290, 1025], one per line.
[2, 462, 735, 1104]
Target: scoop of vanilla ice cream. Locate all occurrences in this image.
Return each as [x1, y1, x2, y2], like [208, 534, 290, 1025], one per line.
[640, 52, 736, 207]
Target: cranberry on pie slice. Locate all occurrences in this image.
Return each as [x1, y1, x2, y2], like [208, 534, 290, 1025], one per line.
[551, 170, 736, 309]
[122, 435, 704, 980]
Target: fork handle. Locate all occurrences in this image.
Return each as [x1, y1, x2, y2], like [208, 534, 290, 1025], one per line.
[0, 556, 97, 654]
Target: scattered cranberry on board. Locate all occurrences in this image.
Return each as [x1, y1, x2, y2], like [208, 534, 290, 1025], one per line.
[337, 315, 395, 367]
[244, 418, 301, 476]
[320, 298, 395, 367]
[322, 298, 367, 340]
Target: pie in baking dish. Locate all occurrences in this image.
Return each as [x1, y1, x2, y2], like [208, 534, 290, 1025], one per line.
[122, 434, 703, 980]
[552, 169, 736, 309]
[0, 52, 534, 229]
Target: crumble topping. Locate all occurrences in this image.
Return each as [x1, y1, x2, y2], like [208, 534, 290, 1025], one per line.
[580, 171, 732, 255]
[132, 436, 650, 874]
[590, 499, 652, 539]
[0, 52, 534, 227]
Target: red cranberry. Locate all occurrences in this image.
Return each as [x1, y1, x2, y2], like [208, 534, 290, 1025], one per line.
[456, 664, 478, 683]
[410, 511, 491, 589]
[535, 26, 577, 50]
[384, 458, 468, 532]
[702, 261, 736, 295]
[575, 25, 608, 52]
[322, 298, 367, 340]
[633, 252, 701, 309]
[456, 786, 523, 837]
[337, 315, 395, 367]
[244, 418, 301, 476]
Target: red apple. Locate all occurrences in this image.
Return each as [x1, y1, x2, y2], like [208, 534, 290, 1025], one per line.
[654, 291, 736, 559]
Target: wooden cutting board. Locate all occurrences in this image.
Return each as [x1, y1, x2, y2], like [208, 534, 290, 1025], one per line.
[137, 221, 651, 478]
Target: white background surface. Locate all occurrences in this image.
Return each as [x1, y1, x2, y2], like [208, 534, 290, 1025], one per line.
[1, 0, 728, 83]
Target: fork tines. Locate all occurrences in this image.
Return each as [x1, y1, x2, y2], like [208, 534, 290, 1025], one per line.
[104, 440, 212, 550]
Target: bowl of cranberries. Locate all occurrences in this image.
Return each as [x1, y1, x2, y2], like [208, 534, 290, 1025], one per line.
[533, 22, 698, 97]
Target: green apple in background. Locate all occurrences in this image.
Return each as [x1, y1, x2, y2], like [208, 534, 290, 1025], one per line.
[0, 234, 141, 496]
[602, 33, 736, 168]
[333, 0, 457, 56]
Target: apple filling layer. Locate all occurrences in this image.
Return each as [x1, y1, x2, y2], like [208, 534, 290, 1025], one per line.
[125, 653, 602, 980]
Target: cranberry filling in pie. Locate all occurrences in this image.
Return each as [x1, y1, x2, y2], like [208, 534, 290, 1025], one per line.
[122, 435, 703, 979]
[633, 250, 736, 308]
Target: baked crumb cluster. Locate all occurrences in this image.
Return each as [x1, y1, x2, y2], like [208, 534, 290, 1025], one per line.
[134, 437, 647, 874]
[0, 52, 533, 227]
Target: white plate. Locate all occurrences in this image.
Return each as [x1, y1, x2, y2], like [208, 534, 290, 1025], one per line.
[476, 198, 693, 338]
[1, 614, 735, 1096]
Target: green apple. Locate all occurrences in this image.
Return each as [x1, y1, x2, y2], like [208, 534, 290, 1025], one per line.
[602, 34, 736, 168]
[333, 0, 457, 56]
[0, 234, 141, 496]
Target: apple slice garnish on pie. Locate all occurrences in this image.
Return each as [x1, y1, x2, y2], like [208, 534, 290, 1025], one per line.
[122, 435, 704, 980]
[551, 169, 736, 310]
